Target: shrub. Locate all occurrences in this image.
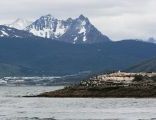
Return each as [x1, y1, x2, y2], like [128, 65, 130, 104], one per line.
[133, 75, 144, 82]
[151, 76, 156, 81]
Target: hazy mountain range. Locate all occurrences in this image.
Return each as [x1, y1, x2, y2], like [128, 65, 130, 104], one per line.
[1, 14, 110, 44]
[0, 38, 155, 77]
[7, 18, 32, 30]
[0, 14, 155, 77]
[1, 14, 156, 44]
[126, 58, 156, 72]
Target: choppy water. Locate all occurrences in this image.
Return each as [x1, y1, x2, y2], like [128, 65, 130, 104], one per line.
[0, 86, 156, 120]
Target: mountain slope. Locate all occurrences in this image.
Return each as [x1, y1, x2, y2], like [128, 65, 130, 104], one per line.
[146, 37, 156, 44]
[126, 58, 156, 72]
[7, 18, 32, 30]
[0, 25, 34, 38]
[26, 14, 110, 44]
[0, 38, 156, 76]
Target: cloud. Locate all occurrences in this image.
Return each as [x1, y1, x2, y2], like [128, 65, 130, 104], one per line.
[0, 0, 156, 40]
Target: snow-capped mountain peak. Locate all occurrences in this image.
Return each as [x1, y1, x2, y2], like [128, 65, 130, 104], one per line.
[26, 14, 70, 39]
[0, 14, 110, 44]
[37, 14, 57, 25]
[26, 14, 110, 43]
[78, 14, 89, 22]
[42, 14, 55, 20]
[7, 18, 32, 30]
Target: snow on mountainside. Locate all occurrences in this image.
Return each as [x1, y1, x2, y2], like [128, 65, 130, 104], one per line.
[26, 14, 69, 39]
[26, 14, 110, 44]
[7, 19, 32, 30]
[0, 25, 34, 38]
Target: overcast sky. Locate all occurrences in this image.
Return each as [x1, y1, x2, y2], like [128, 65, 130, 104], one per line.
[0, 0, 156, 41]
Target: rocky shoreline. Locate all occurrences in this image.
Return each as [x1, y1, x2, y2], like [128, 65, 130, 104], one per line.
[26, 72, 156, 98]
[29, 85, 156, 98]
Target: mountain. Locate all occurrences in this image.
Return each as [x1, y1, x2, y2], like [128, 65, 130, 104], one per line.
[126, 58, 156, 72]
[7, 18, 32, 30]
[146, 37, 156, 44]
[0, 38, 156, 77]
[0, 25, 34, 38]
[26, 14, 110, 44]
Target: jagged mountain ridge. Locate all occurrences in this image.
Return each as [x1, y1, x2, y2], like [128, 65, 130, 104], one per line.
[26, 14, 110, 44]
[26, 14, 71, 39]
[0, 25, 34, 38]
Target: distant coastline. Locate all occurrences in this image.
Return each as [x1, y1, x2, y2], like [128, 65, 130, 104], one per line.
[27, 72, 156, 98]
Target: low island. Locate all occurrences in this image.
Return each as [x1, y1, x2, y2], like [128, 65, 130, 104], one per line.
[28, 72, 156, 98]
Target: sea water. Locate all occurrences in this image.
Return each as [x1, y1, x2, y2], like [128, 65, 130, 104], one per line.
[0, 86, 156, 120]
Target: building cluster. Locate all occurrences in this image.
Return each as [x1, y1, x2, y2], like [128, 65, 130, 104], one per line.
[81, 72, 156, 87]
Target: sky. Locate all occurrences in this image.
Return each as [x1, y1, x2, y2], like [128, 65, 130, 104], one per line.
[0, 0, 156, 41]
